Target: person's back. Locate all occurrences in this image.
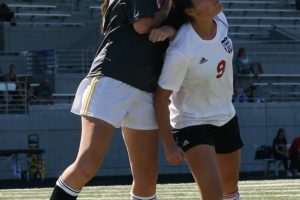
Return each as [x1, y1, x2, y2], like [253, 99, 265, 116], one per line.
[88, 0, 168, 93]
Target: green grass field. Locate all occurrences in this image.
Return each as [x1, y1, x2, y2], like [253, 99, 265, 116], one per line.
[0, 179, 299, 200]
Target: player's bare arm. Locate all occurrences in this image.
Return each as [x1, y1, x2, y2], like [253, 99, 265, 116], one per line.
[149, 25, 176, 43]
[133, 0, 172, 34]
[154, 86, 184, 166]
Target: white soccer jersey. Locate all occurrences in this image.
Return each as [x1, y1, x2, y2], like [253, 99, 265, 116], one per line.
[158, 12, 236, 129]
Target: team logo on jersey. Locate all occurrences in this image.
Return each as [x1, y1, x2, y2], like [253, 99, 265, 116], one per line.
[199, 57, 208, 64]
[221, 37, 233, 54]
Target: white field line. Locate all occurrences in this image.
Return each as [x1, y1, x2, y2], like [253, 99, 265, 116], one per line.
[241, 194, 300, 197]
[240, 183, 300, 187]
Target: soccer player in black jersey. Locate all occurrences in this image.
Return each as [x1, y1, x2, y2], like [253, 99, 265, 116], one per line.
[50, 0, 181, 200]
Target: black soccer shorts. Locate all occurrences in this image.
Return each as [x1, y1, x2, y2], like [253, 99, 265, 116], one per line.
[172, 115, 244, 154]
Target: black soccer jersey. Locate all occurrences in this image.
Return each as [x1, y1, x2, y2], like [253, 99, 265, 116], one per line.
[87, 0, 168, 92]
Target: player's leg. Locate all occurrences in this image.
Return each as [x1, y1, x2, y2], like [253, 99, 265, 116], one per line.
[173, 126, 223, 200]
[184, 145, 223, 200]
[216, 150, 241, 200]
[121, 90, 159, 200]
[51, 76, 134, 199]
[215, 116, 243, 200]
[122, 128, 159, 200]
[50, 116, 115, 200]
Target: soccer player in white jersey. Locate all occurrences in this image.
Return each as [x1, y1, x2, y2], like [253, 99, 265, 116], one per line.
[153, 0, 243, 200]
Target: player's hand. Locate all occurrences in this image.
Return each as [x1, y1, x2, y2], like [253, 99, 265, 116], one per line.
[164, 142, 185, 166]
[149, 26, 176, 43]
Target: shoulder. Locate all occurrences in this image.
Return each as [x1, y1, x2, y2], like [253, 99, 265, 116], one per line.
[168, 24, 192, 55]
[214, 11, 228, 27]
[214, 11, 229, 37]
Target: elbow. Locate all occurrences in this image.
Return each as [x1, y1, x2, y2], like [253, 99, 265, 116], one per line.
[133, 19, 153, 34]
[133, 24, 151, 34]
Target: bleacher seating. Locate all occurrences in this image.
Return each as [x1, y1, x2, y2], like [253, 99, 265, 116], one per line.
[222, 0, 300, 40]
[1, 0, 300, 109]
[15, 21, 84, 27]
[7, 3, 56, 13]
[223, 0, 296, 9]
[15, 13, 71, 22]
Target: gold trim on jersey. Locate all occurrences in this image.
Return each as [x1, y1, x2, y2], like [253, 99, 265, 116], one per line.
[81, 76, 100, 115]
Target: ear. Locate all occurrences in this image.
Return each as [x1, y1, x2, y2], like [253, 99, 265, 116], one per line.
[184, 7, 195, 18]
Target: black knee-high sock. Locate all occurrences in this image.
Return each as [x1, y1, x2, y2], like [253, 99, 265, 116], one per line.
[50, 186, 77, 200]
[50, 176, 80, 200]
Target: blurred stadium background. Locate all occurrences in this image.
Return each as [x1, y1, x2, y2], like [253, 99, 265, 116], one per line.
[0, 0, 300, 189]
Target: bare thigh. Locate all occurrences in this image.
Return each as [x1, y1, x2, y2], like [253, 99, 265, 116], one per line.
[122, 127, 159, 196]
[185, 145, 223, 200]
[62, 116, 115, 189]
[216, 150, 241, 194]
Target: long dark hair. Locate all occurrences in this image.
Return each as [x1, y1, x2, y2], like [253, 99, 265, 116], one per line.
[174, 0, 193, 24]
[100, 0, 109, 33]
[275, 128, 286, 140]
[101, 0, 109, 16]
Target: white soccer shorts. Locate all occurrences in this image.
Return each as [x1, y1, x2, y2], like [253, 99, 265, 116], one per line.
[71, 76, 158, 130]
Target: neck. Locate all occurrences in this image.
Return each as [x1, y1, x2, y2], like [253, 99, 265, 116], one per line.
[191, 18, 216, 40]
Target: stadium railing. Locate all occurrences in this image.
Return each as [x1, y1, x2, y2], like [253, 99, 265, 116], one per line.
[222, 0, 296, 8]
[24, 49, 95, 74]
[0, 81, 28, 114]
[15, 13, 71, 22]
[14, 22, 85, 27]
[89, 5, 100, 19]
[227, 16, 300, 25]
[225, 8, 299, 14]
[229, 32, 269, 39]
[52, 93, 75, 104]
[7, 4, 57, 13]
[22, 50, 300, 75]
[9, 0, 84, 13]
